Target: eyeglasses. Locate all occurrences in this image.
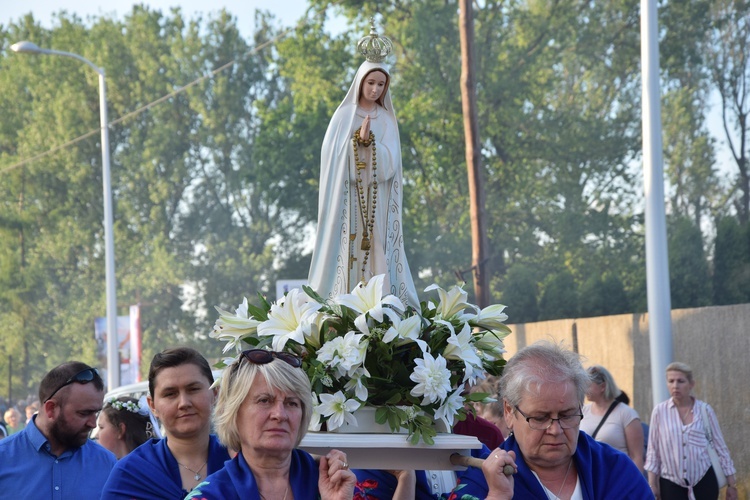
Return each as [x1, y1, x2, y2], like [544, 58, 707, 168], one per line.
[515, 405, 583, 430]
[44, 368, 101, 402]
[240, 349, 302, 368]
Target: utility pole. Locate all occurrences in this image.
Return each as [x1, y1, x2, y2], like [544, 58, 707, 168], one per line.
[459, 0, 490, 307]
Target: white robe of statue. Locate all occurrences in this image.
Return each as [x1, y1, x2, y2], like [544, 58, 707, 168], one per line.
[308, 60, 419, 307]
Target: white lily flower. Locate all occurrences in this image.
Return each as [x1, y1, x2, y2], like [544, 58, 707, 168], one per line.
[344, 367, 370, 401]
[211, 298, 262, 353]
[469, 304, 509, 330]
[424, 283, 477, 319]
[441, 322, 484, 383]
[409, 352, 452, 405]
[383, 315, 424, 348]
[258, 288, 322, 352]
[308, 393, 322, 431]
[435, 388, 465, 429]
[316, 391, 360, 430]
[474, 330, 508, 361]
[335, 274, 404, 335]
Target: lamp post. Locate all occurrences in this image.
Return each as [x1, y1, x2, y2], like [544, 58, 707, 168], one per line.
[11, 41, 120, 391]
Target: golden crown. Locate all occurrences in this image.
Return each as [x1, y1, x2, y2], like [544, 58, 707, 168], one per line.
[357, 18, 393, 63]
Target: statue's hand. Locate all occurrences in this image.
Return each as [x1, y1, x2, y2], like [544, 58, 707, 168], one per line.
[360, 115, 371, 142]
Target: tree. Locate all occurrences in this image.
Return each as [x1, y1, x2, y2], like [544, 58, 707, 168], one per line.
[539, 270, 579, 321]
[713, 216, 750, 304]
[668, 217, 711, 308]
[708, 0, 750, 222]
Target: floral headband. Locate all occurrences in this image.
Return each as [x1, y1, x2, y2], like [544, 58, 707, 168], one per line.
[104, 396, 163, 439]
[105, 397, 149, 415]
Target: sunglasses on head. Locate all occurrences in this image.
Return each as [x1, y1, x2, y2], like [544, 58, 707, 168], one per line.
[240, 349, 302, 368]
[44, 368, 101, 403]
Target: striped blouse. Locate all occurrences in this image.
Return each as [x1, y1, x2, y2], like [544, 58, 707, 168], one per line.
[645, 398, 735, 495]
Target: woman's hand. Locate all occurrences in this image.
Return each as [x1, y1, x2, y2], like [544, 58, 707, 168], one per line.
[647, 472, 660, 499]
[318, 450, 356, 500]
[481, 448, 516, 500]
[725, 485, 739, 500]
[360, 115, 371, 142]
[386, 470, 416, 500]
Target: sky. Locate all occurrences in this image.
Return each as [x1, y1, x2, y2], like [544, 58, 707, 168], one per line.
[3, 0, 322, 38]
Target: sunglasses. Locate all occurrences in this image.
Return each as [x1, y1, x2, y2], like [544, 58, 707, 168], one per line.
[240, 349, 302, 368]
[44, 368, 101, 403]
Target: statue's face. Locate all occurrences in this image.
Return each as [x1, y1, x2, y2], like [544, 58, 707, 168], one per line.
[359, 70, 387, 107]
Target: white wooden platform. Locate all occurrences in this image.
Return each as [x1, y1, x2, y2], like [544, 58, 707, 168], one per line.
[298, 432, 482, 470]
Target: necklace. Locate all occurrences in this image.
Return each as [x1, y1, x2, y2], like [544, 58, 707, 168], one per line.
[351, 127, 377, 281]
[542, 459, 573, 500]
[177, 460, 207, 481]
[677, 402, 693, 424]
[259, 486, 288, 500]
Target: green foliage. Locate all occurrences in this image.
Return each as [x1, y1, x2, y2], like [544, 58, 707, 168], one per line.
[713, 217, 750, 305]
[539, 270, 579, 320]
[668, 217, 711, 308]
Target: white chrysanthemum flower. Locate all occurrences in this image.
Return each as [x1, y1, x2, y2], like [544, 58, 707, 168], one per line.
[435, 388, 465, 429]
[258, 288, 322, 352]
[335, 274, 404, 335]
[316, 391, 360, 430]
[211, 298, 262, 353]
[409, 352, 452, 405]
[316, 331, 368, 378]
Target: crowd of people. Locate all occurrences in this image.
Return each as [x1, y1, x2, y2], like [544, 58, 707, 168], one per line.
[0, 341, 738, 499]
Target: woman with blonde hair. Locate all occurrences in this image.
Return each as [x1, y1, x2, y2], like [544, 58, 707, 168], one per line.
[188, 349, 355, 499]
[646, 362, 737, 499]
[580, 365, 644, 473]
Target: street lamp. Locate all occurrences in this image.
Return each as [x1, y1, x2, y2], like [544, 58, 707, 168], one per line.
[11, 41, 120, 391]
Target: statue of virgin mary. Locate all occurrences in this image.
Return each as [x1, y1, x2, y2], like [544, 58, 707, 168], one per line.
[308, 22, 419, 308]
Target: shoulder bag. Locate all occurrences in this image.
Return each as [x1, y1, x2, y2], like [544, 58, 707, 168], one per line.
[700, 402, 727, 488]
[591, 400, 619, 439]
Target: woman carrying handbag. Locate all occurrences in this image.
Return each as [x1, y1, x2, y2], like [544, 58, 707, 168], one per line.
[645, 362, 738, 500]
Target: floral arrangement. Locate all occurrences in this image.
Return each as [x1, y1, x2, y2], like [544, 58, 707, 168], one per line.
[105, 397, 148, 415]
[210, 274, 510, 444]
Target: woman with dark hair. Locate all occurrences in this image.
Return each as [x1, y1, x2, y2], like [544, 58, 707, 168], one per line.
[308, 22, 418, 308]
[97, 396, 155, 459]
[102, 347, 231, 499]
[187, 349, 355, 499]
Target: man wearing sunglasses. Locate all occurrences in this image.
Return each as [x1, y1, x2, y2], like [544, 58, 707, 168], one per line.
[0, 361, 117, 498]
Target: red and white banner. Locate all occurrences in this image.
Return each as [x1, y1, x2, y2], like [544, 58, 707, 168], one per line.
[95, 305, 142, 386]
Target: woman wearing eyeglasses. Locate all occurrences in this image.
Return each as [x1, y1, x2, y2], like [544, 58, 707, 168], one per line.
[102, 347, 231, 499]
[186, 349, 356, 500]
[480, 341, 651, 499]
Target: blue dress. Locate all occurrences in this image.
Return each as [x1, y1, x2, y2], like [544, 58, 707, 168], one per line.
[101, 435, 231, 499]
[186, 449, 321, 500]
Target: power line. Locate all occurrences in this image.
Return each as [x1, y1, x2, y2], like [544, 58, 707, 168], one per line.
[0, 19, 303, 175]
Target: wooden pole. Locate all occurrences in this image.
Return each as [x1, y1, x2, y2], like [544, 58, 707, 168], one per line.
[459, 0, 490, 307]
